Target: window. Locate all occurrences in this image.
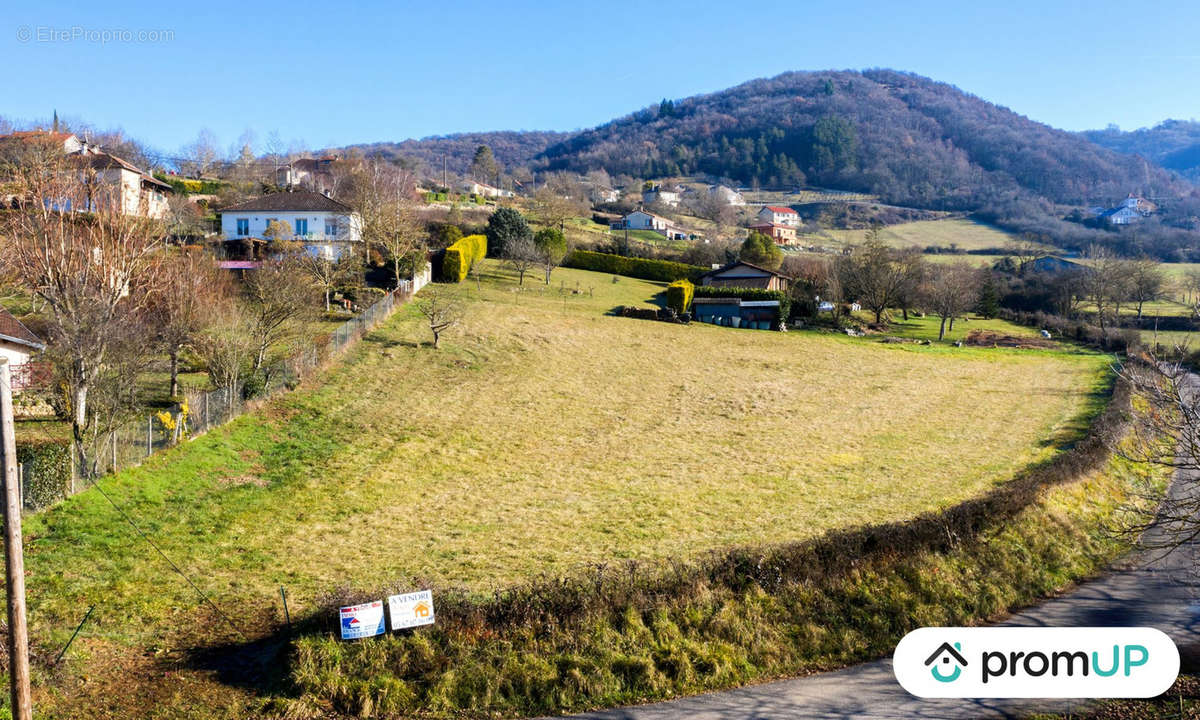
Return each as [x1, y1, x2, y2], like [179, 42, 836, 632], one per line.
[324, 219, 338, 237]
[294, 218, 309, 236]
[236, 218, 249, 236]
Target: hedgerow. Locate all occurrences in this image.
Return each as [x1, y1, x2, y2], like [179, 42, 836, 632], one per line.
[15, 441, 71, 510]
[563, 250, 705, 283]
[440, 234, 487, 283]
[665, 279, 694, 314]
[693, 286, 791, 324]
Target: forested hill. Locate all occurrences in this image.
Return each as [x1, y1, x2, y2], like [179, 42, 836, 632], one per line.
[1083, 119, 1200, 181]
[536, 69, 1187, 211]
[344, 130, 575, 179]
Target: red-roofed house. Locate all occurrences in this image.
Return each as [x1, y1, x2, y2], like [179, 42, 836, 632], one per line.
[750, 222, 797, 246]
[0, 307, 46, 392]
[756, 205, 799, 227]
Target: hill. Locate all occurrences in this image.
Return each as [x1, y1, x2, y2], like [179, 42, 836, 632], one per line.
[1083, 119, 1200, 181]
[342, 129, 575, 181]
[536, 70, 1188, 212]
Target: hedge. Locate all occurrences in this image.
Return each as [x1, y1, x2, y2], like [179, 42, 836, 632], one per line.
[440, 234, 487, 283]
[693, 286, 791, 324]
[563, 250, 706, 282]
[665, 279, 694, 313]
[15, 441, 71, 510]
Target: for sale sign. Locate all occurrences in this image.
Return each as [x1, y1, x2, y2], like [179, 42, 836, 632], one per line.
[388, 590, 435, 631]
[339, 600, 385, 640]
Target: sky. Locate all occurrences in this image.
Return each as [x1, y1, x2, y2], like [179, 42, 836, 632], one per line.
[3, 0, 1200, 156]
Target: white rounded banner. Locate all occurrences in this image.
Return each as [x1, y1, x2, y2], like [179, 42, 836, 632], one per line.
[894, 627, 1179, 698]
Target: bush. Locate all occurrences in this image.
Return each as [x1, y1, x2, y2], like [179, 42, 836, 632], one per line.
[693, 286, 791, 325]
[563, 250, 706, 283]
[15, 441, 71, 510]
[665, 279, 694, 314]
[440, 234, 487, 283]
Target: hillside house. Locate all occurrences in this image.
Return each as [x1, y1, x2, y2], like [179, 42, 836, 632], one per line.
[642, 186, 680, 207]
[756, 205, 799, 227]
[1095, 195, 1154, 225]
[0, 307, 45, 392]
[749, 222, 797, 245]
[277, 156, 337, 193]
[0, 130, 172, 219]
[699, 261, 790, 291]
[610, 210, 687, 240]
[708, 185, 745, 206]
[218, 190, 363, 260]
[462, 180, 514, 198]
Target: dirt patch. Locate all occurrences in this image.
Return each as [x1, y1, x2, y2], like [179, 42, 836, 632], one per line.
[964, 329, 1058, 350]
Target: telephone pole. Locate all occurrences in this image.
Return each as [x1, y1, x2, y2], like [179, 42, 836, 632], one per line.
[0, 360, 32, 720]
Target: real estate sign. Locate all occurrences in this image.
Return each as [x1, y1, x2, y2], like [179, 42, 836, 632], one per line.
[339, 600, 386, 640]
[388, 590, 435, 631]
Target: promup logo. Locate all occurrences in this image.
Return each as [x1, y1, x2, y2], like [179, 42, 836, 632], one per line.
[925, 641, 967, 683]
[894, 627, 1178, 698]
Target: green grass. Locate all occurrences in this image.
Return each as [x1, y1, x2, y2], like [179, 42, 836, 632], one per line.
[21, 261, 1116, 717]
[808, 218, 1033, 252]
[853, 312, 1048, 344]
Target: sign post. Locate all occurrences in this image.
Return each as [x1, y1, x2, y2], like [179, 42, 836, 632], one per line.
[0, 360, 32, 720]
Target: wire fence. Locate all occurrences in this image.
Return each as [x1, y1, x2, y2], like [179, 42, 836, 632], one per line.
[16, 263, 432, 511]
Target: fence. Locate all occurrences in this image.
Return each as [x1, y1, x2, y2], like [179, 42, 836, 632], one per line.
[16, 263, 432, 511]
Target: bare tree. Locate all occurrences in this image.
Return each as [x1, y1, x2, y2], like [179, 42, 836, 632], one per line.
[503, 234, 539, 285]
[921, 262, 980, 341]
[530, 182, 583, 235]
[338, 157, 425, 289]
[1005, 233, 1050, 277]
[1129, 257, 1167, 321]
[153, 250, 231, 397]
[241, 255, 316, 379]
[179, 128, 220, 179]
[296, 250, 363, 311]
[194, 306, 256, 401]
[839, 233, 910, 324]
[0, 141, 164, 472]
[1082, 245, 1124, 332]
[415, 288, 463, 349]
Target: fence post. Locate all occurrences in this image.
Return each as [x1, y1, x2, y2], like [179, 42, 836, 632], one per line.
[16, 463, 21, 509]
[204, 391, 210, 430]
[146, 416, 152, 457]
[111, 431, 117, 472]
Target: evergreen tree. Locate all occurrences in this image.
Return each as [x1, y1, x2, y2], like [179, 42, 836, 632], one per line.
[740, 231, 783, 270]
[485, 207, 531, 258]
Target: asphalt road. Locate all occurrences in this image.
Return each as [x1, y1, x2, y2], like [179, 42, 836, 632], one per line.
[559, 373, 1200, 720]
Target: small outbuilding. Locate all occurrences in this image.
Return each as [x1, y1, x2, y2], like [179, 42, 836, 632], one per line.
[699, 261, 790, 291]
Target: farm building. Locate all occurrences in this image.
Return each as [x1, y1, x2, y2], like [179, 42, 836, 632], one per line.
[699, 261, 790, 291]
[692, 298, 780, 329]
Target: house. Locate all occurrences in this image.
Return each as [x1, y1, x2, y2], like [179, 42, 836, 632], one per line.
[610, 210, 687, 240]
[277, 156, 337, 193]
[691, 298, 780, 330]
[699, 261, 789, 291]
[749, 222, 798, 246]
[1025, 255, 1084, 274]
[924, 641, 969, 682]
[642, 185, 680, 207]
[217, 190, 363, 260]
[461, 180, 514, 198]
[0, 307, 46, 393]
[0, 130, 172, 219]
[707, 185, 745, 206]
[1095, 195, 1155, 225]
[756, 205, 799, 227]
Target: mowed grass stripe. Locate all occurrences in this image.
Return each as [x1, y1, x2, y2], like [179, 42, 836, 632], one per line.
[24, 262, 1110, 649]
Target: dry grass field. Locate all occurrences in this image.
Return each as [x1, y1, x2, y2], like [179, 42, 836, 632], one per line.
[24, 262, 1111, 645]
[811, 218, 1030, 251]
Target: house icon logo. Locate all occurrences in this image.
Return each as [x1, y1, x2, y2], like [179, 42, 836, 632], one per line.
[925, 641, 967, 682]
[413, 601, 431, 619]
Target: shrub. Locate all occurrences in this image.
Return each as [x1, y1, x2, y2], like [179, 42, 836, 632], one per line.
[440, 234, 487, 283]
[15, 441, 71, 510]
[665, 279, 694, 314]
[693, 286, 791, 325]
[563, 250, 706, 283]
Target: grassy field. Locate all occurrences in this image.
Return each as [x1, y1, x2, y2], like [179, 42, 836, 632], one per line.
[810, 218, 1030, 252]
[21, 261, 1114, 716]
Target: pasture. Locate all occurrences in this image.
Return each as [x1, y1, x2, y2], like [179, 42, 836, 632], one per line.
[22, 261, 1112, 715]
[811, 218, 1030, 252]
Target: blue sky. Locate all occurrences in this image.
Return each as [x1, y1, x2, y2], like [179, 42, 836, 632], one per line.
[2, 0, 1199, 155]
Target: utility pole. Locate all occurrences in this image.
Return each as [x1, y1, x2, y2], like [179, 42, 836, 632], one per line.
[0, 359, 32, 720]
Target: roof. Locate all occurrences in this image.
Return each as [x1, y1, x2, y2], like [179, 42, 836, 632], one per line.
[78, 152, 172, 190]
[0, 307, 45, 351]
[750, 223, 794, 230]
[0, 130, 77, 143]
[762, 205, 798, 214]
[700, 261, 788, 280]
[218, 190, 354, 214]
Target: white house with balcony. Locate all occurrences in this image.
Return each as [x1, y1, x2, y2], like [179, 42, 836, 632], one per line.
[218, 190, 363, 260]
[756, 205, 799, 227]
